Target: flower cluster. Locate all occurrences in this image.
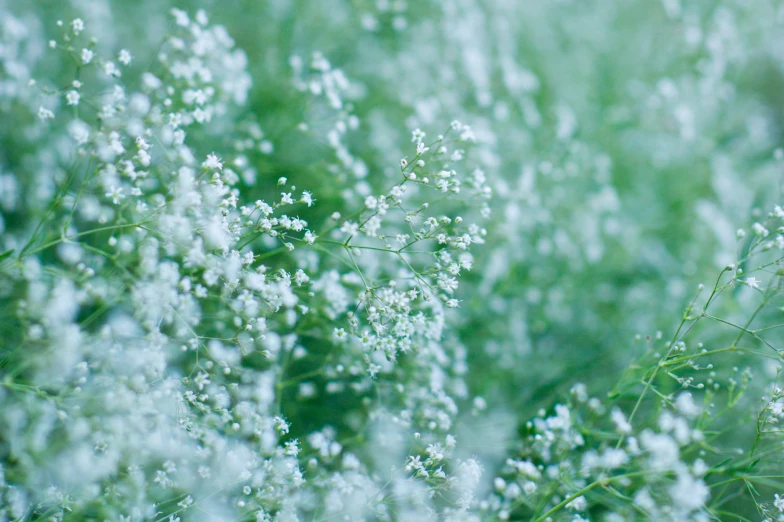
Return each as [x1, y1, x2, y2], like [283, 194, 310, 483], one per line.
[3, 1, 784, 521]
[0, 8, 492, 522]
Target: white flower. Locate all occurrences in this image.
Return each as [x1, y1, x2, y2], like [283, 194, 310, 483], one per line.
[118, 49, 132, 65]
[566, 496, 587, 511]
[67, 119, 90, 144]
[284, 440, 300, 456]
[752, 222, 770, 237]
[202, 153, 223, 171]
[103, 61, 120, 77]
[171, 8, 190, 26]
[81, 48, 94, 64]
[640, 431, 679, 470]
[745, 277, 761, 289]
[71, 18, 84, 34]
[195, 9, 209, 25]
[37, 107, 54, 121]
[301, 191, 315, 207]
[669, 470, 709, 512]
[65, 90, 80, 106]
[675, 393, 701, 417]
[105, 186, 125, 204]
[775, 493, 784, 512]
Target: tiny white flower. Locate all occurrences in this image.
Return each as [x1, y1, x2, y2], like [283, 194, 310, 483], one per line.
[71, 18, 84, 34]
[105, 186, 125, 204]
[775, 493, 784, 512]
[171, 8, 190, 26]
[37, 107, 55, 121]
[566, 496, 587, 511]
[195, 9, 209, 25]
[202, 153, 223, 171]
[81, 48, 94, 64]
[102, 61, 120, 77]
[67, 119, 90, 144]
[301, 191, 315, 207]
[284, 440, 300, 456]
[65, 90, 80, 106]
[118, 49, 132, 65]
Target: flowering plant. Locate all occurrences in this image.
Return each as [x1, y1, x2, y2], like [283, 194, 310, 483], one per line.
[2, 2, 784, 521]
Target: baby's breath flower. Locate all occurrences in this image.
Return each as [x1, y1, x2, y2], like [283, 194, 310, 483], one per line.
[65, 90, 80, 106]
[37, 106, 54, 120]
[105, 185, 124, 204]
[71, 18, 84, 34]
[202, 153, 223, 170]
[4, 5, 784, 522]
[774, 493, 784, 512]
[103, 61, 120, 77]
[118, 49, 132, 65]
[81, 48, 93, 64]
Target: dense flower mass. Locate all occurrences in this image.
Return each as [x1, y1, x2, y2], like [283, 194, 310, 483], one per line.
[2, 1, 784, 521]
